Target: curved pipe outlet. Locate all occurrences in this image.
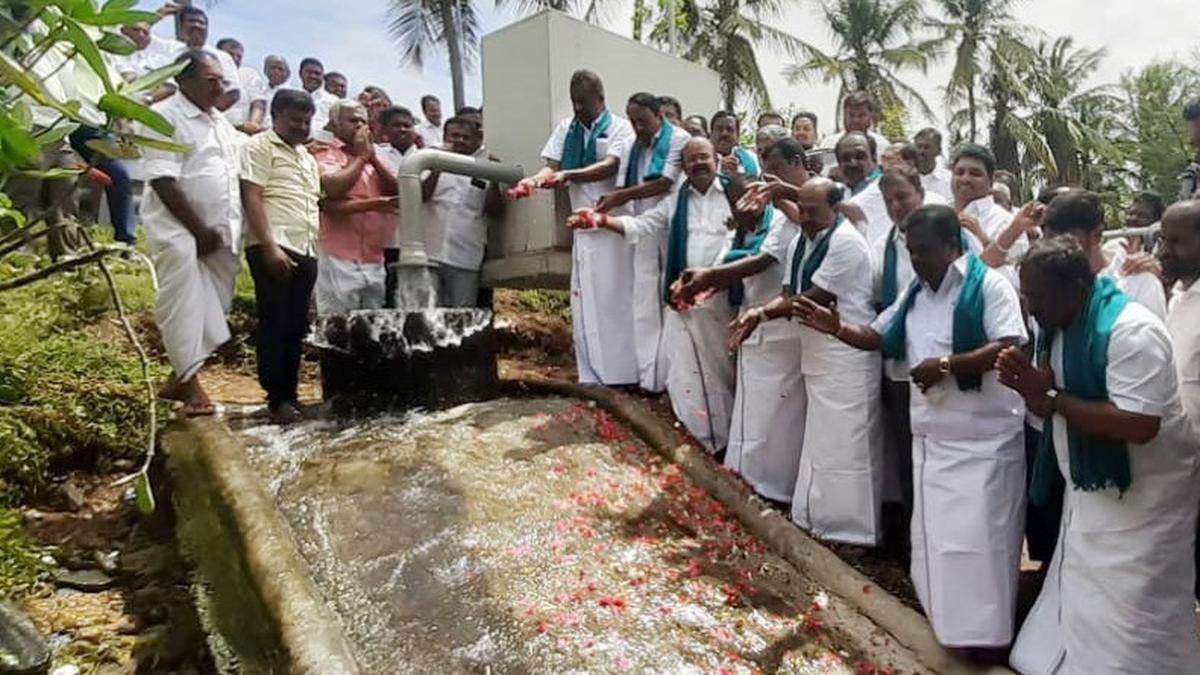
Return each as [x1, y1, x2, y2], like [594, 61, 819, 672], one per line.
[395, 149, 525, 267]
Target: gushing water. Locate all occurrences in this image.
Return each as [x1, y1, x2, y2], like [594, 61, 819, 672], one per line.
[237, 398, 916, 674]
[392, 265, 439, 311]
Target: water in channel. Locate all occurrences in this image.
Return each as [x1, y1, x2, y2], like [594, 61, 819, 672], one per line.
[237, 397, 899, 674]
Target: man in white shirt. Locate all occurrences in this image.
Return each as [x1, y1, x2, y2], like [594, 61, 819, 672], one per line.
[259, 55, 291, 130]
[799, 204, 1027, 661]
[840, 133, 889, 247]
[416, 94, 443, 148]
[572, 138, 736, 451]
[950, 144, 1024, 286]
[1041, 189, 1167, 318]
[299, 57, 337, 139]
[1158, 200, 1200, 601]
[1001, 236, 1200, 675]
[914, 128, 953, 202]
[374, 106, 418, 172]
[114, 21, 180, 83]
[710, 110, 759, 193]
[421, 116, 505, 306]
[171, 7, 240, 114]
[324, 72, 348, 99]
[518, 70, 638, 387]
[140, 51, 243, 417]
[731, 178, 885, 546]
[216, 37, 266, 134]
[817, 92, 890, 163]
[595, 92, 693, 393]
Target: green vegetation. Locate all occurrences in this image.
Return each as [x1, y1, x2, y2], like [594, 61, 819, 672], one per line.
[0, 258, 163, 505]
[509, 289, 571, 323]
[0, 507, 50, 595]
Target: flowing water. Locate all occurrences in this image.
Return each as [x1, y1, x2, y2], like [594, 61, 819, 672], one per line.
[237, 397, 904, 674]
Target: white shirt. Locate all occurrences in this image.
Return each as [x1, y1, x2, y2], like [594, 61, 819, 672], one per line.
[1167, 280, 1200, 440]
[616, 178, 733, 268]
[225, 66, 266, 127]
[871, 256, 1027, 440]
[375, 142, 417, 175]
[614, 124, 692, 215]
[304, 88, 338, 138]
[739, 210, 800, 344]
[164, 41, 240, 92]
[1100, 240, 1168, 319]
[140, 94, 243, 254]
[259, 82, 290, 128]
[540, 113, 636, 212]
[849, 179, 890, 248]
[784, 221, 876, 327]
[962, 195, 1024, 262]
[112, 34, 179, 80]
[416, 119, 442, 148]
[920, 164, 953, 202]
[420, 148, 491, 270]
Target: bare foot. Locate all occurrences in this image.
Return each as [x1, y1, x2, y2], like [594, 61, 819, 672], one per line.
[178, 378, 217, 418]
[158, 373, 187, 402]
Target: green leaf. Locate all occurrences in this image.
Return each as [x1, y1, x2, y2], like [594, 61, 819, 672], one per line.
[120, 60, 185, 96]
[102, 0, 139, 11]
[121, 133, 187, 154]
[74, 10, 157, 27]
[97, 32, 136, 56]
[0, 116, 41, 167]
[61, 17, 114, 94]
[34, 122, 80, 146]
[98, 93, 173, 136]
[0, 51, 54, 106]
[13, 167, 82, 180]
[134, 472, 155, 515]
[85, 136, 139, 159]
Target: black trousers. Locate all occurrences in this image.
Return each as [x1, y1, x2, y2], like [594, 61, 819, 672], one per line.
[246, 245, 317, 409]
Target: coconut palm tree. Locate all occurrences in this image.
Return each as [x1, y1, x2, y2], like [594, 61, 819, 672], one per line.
[641, 0, 804, 111]
[928, 0, 1021, 142]
[388, 0, 482, 111]
[496, 0, 607, 22]
[785, 0, 938, 123]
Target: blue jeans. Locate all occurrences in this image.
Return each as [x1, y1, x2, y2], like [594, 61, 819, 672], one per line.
[69, 126, 134, 244]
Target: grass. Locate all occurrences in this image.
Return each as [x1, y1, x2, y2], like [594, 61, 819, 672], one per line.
[0, 507, 50, 596]
[507, 289, 571, 323]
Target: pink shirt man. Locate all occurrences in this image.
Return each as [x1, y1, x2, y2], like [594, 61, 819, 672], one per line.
[312, 139, 393, 264]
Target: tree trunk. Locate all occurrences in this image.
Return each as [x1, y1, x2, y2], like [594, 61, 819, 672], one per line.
[966, 81, 977, 142]
[990, 96, 1021, 188]
[441, 0, 466, 112]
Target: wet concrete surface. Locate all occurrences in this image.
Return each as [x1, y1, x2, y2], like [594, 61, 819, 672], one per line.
[237, 397, 911, 674]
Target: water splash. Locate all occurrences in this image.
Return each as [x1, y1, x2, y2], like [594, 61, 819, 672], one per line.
[391, 265, 438, 311]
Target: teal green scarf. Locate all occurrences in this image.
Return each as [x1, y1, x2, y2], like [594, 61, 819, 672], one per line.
[880, 226, 972, 309]
[851, 166, 882, 196]
[625, 120, 674, 186]
[786, 216, 843, 294]
[1030, 277, 1131, 506]
[733, 147, 760, 177]
[880, 254, 988, 391]
[722, 204, 775, 306]
[561, 109, 611, 171]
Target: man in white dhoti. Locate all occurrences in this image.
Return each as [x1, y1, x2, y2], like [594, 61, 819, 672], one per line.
[517, 70, 638, 386]
[796, 204, 1027, 661]
[1158, 199, 1200, 599]
[141, 51, 243, 417]
[674, 138, 809, 500]
[998, 236, 1200, 674]
[1040, 188, 1167, 318]
[729, 178, 884, 546]
[871, 167, 951, 547]
[594, 93, 692, 393]
[569, 138, 736, 452]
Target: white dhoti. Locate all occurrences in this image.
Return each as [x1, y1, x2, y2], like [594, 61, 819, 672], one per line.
[315, 252, 386, 315]
[910, 431, 1024, 647]
[664, 293, 735, 452]
[791, 331, 884, 545]
[632, 232, 667, 392]
[723, 324, 806, 502]
[149, 228, 239, 382]
[570, 230, 638, 385]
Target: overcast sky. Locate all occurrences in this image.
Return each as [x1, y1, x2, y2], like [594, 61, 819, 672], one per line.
[146, 0, 1199, 132]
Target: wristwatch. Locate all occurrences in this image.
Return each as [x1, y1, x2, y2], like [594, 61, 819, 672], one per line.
[1045, 388, 1059, 414]
[938, 356, 952, 374]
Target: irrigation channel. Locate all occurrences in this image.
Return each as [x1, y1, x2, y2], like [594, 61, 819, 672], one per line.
[231, 395, 928, 674]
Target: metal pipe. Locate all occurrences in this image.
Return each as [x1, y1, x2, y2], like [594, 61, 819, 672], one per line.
[1102, 224, 1160, 240]
[394, 149, 524, 267]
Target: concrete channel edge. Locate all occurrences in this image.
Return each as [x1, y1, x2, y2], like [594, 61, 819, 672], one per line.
[504, 376, 1012, 675]
[163, 419, 362, 675]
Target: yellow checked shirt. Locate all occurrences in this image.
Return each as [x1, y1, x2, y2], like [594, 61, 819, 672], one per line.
[239, 130, 321, 256]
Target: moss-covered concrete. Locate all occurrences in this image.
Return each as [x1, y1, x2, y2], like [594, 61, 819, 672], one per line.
[163, 419, 360, 675]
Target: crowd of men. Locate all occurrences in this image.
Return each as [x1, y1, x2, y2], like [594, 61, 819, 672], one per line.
[515, 69, 1200, 672]
[96, 6, 497, 424]
[64, 5, 1200, 671]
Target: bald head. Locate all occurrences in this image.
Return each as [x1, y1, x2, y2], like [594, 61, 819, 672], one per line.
[796, 177, 841, 230]
[1160, 200, 1200, 284]
[682, 137, 718, 191]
